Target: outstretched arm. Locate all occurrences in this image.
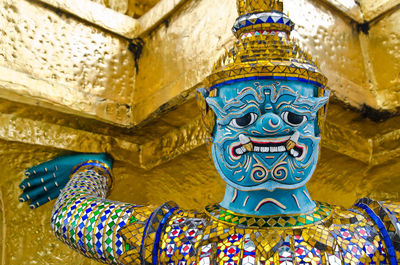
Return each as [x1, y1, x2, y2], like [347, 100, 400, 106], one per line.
[19, 154, 156, 265]
[51, 160, 136, 264]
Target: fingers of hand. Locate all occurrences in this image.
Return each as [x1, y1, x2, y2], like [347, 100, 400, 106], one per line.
[29, 188, 61, 209]
[19, 177, 66, 203]
[20, 171, 64, 190]
[24, 162, 59, 179]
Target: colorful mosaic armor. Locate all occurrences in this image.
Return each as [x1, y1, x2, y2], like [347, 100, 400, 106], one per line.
[52, 161, 400, 264]
[18, 0, 400, 264]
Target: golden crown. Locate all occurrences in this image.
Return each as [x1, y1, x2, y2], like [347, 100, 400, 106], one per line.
[204, 0, 327, 95]
[237, 0, 283, 15]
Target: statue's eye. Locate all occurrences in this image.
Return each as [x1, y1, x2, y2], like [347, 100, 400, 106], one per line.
[229, 113, 258, 128]
[281, 111, 307, 126]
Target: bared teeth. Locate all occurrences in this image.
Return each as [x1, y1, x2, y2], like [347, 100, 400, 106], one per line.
[290, 149, 300, 158]
[233, 134, 303, 157]
[261, 147, 269, 152]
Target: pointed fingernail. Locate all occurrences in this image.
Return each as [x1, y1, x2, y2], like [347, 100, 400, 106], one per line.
[29, 204, 35, 209]
[19, 198, 25, 202]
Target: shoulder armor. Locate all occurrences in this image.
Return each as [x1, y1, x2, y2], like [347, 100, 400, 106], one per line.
[118, 202, 179, 265]
[354, 197, 400, 264]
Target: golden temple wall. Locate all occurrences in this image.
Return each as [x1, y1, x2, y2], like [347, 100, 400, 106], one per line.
[1, 0, 400, 263]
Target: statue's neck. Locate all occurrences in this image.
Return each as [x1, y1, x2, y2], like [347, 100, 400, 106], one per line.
[220, 185, 316, 216]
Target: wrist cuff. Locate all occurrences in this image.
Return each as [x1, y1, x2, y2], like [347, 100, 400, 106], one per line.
[71, 160, 114, 193]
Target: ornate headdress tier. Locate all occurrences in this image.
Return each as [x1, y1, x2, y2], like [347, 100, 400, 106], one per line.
[204, 0, 328, 95]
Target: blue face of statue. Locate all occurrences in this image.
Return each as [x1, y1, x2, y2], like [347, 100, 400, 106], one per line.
[205, 80, 329, 192]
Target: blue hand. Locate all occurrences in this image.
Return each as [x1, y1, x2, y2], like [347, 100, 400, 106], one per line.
[19, 153, 113, 209]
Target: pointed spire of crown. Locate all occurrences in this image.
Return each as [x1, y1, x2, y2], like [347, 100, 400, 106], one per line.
[204, 0, 328, 94]
[237, 0, 283, 16]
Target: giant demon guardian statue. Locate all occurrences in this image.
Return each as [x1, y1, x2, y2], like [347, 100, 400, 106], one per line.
[19, 0, 400, 264]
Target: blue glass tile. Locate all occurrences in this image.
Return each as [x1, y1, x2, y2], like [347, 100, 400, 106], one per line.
[266, 17, 274, 23]
[118, 221, 126, 228]
[96, 241, 102, 248]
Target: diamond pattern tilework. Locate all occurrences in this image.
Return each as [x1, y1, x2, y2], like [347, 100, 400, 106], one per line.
[84, 200, 108, 258]
[74, 197, 99, 256]
[50, 162, 150, 265]
[205, 202, 331, 229]
[93, 203, 116, 262]
[112, 205, 133, 260]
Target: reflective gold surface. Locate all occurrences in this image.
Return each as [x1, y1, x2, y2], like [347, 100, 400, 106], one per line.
[2, 0, 400, 263]
[358, 0, 400, 21]
[134, 0, 370, 125]
[320, 0, 364, 23]
[90, 0, 159, 18]
[36, 0, 140, 38]
[0, 0, 135, 119]
[363, 8, 400, 110]
[133, 0, 237, 125]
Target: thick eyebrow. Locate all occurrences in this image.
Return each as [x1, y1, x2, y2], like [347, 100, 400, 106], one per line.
[218, 104, 262, 125]
[275, 92, 330, 118]
[222, 86, 264, 113]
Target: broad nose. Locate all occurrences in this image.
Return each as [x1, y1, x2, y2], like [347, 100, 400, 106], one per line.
[257, 113, 282, 133]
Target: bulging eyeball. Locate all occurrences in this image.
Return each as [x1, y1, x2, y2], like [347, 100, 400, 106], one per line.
[229, 113, 258, 128]
[281, 111, 307, 127]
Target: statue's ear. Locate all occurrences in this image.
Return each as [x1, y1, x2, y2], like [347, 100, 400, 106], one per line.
[196, 88, 225, 118]
[196, 87, 217, 138]
[196, 87, 208, 99]
[313, 90, 330, 113]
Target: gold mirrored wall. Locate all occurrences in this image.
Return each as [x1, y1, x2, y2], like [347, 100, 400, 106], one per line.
[1, 0, 400, 263]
